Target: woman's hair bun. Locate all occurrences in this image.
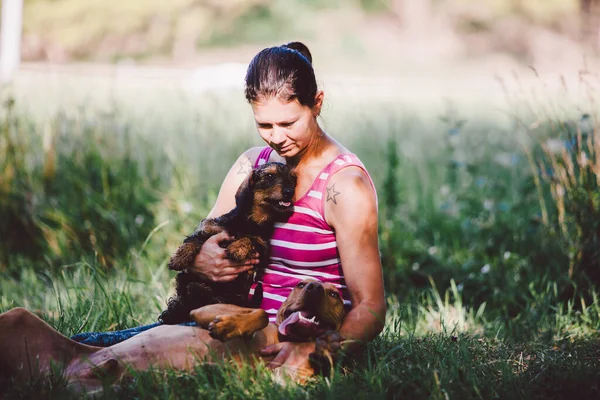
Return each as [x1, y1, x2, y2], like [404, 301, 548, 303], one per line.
[283, 42, 312, 64]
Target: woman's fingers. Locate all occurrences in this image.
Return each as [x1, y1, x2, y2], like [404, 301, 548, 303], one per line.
[209, 231, 233, 243]
[213, 265, 255, 282]
[191, 230, 260, 282]
[260, 343, 282, 356]
[260, 343, 288, 369]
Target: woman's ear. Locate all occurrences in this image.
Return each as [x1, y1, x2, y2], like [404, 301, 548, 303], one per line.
[313, 90, 324, 117]
[235, 170, 256, 209]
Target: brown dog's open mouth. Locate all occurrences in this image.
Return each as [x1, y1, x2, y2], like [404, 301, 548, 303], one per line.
[268, 199, 294, 212]
[278, 311, 331, 338]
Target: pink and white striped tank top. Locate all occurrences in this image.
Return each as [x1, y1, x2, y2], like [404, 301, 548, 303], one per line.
[250, 147, 376, 322]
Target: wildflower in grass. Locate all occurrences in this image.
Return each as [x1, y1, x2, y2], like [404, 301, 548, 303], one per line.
[481, 264, 491, 274]
[544, 138, 565, 154]
[439, 184, 451, 196]
[179, 201, 193, 214]
[483, 199, 494, 211]
[493, 152, 514, 167]
[475, 177, 487, 188]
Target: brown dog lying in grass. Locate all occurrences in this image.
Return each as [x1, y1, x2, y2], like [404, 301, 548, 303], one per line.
[159, 161, 297, 324]
[0, 279, 345, 393]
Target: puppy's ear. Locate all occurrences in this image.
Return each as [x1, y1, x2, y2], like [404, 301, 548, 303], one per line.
[235, 169, 256, 208]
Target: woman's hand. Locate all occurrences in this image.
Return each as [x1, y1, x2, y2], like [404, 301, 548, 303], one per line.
[188, 231, 260, 282]
[260, 341, 316, 382]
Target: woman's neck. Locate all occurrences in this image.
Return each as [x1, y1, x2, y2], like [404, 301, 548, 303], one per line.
[285, 126, 331, 169]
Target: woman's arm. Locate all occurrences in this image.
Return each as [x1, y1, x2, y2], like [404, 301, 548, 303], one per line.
[325, 166, 386, 350]
[206, 147, 264, 218]
[261, 166, 386, 374]
[187, 147, 265, 282]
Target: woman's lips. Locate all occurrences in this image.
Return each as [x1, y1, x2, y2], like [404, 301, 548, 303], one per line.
[275, 144, 293, 153]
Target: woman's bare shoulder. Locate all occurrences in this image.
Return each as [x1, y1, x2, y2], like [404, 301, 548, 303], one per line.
[242, 146, 285, 165]
[242, 146, 266, 165]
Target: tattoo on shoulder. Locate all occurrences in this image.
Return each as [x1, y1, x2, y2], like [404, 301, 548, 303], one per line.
[326, 183, 341, 205]
[237, 159, 253, 175]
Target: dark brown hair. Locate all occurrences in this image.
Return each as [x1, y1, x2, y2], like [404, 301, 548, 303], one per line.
[244, 42, 318, 107]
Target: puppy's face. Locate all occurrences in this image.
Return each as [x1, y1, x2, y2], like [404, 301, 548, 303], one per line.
[276, 279, 345, 340]
[236, 162, 297, 224]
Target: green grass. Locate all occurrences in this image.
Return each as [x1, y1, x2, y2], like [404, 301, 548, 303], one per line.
[1, 74, 600, 398]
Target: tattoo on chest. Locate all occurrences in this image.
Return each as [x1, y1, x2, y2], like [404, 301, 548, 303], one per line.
[326, 183, 341, 205]
[237, 159, 253, 175]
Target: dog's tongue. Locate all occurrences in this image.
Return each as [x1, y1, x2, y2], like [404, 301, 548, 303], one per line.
[278, 311, 301, 336]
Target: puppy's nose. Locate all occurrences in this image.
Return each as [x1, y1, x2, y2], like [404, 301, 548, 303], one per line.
[305, 281, 323, 293]
[283, 188, 294, 198]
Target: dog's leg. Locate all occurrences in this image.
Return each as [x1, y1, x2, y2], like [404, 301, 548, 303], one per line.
[190, 305, 269, 341]
[168, 241, 203, 271]
[168, 229, 217, 271]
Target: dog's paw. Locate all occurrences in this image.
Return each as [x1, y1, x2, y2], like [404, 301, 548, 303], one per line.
[308, 330, 344, 376]
[225, 238, 254, 261]
[208, 315, 244, 341]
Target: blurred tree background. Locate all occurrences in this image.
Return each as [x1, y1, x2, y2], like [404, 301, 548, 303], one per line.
[20, 0, 600, 69]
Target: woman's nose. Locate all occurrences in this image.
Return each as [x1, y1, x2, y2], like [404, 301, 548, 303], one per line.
[270, 127, 286, 145]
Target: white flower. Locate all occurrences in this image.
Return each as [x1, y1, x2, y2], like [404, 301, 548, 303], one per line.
[412, 263, 420, 271]
[503, 251, 511, 260]
[493, 152, 513, 167]
[135, 215, 145, 226]
[480, 264, 491, 274]
[483, 199, 494, 211]
[428, 246, 438, 256]
[180, 201, 193, 214]
[545, 139, 565, 154]
[440, 185, 451, 197]
[579, 152, 588, 167]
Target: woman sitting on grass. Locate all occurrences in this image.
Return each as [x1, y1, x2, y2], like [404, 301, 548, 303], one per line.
[75, 41, 386, 375]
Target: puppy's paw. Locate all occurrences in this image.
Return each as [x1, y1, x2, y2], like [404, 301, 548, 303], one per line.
[309, 330, 344, 376]
[208, 315, 244, 341]
[225, 238, 254, 262]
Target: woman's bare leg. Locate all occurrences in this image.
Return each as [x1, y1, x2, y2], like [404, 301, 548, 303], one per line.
[0, 307, 98, 382]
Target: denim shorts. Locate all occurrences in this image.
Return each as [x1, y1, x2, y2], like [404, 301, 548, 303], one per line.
[70, 321, 197, 347]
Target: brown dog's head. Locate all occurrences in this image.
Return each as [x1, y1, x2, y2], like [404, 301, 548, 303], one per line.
[235, 162, 297, 225]
[276, 279, 345, 340]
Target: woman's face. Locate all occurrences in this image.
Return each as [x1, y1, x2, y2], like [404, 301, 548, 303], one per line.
[251, 94, 322, 158]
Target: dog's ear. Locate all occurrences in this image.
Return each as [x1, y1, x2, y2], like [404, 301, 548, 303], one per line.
[235, 169, 256, 209]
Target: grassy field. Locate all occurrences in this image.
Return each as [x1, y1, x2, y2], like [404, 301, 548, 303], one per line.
[1, 71, 600, 399]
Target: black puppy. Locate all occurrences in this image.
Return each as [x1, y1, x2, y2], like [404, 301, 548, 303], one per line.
[159, 162, 297, 324]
